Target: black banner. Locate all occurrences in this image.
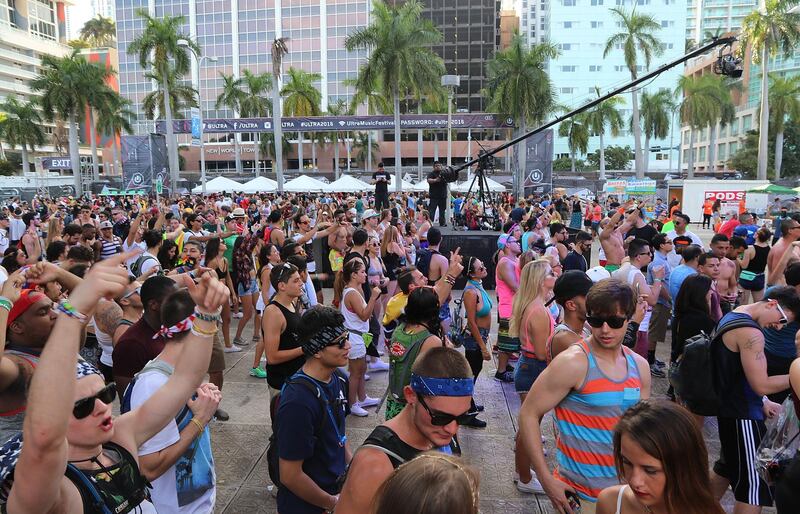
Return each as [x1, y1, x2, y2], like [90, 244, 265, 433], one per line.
[121, 135, 170, 193]
[156, 113, 515, 134]
[522, 130, 554, 195]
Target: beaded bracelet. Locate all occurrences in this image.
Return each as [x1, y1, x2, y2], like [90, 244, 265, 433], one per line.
[191, 325, 218, 338]
[56, 300, 88, 322]
[0, 297, 12, 313]
[194, 308, 222, 323]
[190, 418, 206, 435]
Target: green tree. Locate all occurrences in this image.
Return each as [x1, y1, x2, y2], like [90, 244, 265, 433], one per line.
[604, 8, 665, 177]
[639, 89, 673, 174]
[553, 156, 584, 172]
[82, 63, 116, 180]
[768, 73, 800, 178]
[128, 8, 200, 188]
[79, 15, 116, 48]
[587, 145, 634, 170]
[725, 126, 800, 178]
[97, 95, 134, 176]
[271, 37, 289, 191]
[30, 50, 100, 194]
[740, 0, 800, 180]
[348, 78, 390, 172]
[353, 131, 379, 169]
[281, 67, 322, 173]
[238, 70, 273, 177]
[142, 67, 198, 120]
[585, 87, 625, 180]
[706, 77, 737, 172]
[484, 32, 559, 196]
[558, 112, 590, 173]
[676, 74, 720, 178]
[0, 96, 45, 175]
[325, 99, 349, 179]
[215, 73, 246, 175]
[0, 160, 14, 176]
[346, 0, 445, 191]
[0, 112, 6, 161]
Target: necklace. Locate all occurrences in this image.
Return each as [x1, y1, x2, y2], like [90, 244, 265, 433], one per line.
[69, 451, 103, 464]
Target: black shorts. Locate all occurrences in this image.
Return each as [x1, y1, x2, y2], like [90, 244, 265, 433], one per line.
[714, 417, 773, 507]
[312, 276, 322, 292]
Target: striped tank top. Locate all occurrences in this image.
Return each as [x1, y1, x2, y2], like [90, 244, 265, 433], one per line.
[553, 339, 642, 503]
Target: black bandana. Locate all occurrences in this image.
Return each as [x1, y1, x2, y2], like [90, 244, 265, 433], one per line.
[302, 325, 347, 356]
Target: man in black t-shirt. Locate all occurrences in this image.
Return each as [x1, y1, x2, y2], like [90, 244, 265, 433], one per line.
[624, 206, 658, 246]
[372, 162, 391, 210]
[427, 161, 448, 227]
[562, 231, 592, 272]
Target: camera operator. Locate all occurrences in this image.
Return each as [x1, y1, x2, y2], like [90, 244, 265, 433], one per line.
[427, 161, 449, 228]
[373, 162, 391, 211]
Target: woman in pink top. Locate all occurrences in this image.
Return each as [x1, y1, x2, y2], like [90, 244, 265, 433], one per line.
[494, 233, 522, 382]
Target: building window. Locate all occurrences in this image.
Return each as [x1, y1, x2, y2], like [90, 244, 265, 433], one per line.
[561, 65, 577, 72]
[591, 0, 604, 4]
[660, 20, 674, 28]
[563, 0, 576, 5]
[636, 0, 650, 4]
[28, 0, 56, 41]
[591, 21, 603, 28]
[742, 114, 752, 131]
[561, 87, 575, 94]
[589, 65, 602, 71]
[0, 0, 16, 28]
[563, 21, 573, 28]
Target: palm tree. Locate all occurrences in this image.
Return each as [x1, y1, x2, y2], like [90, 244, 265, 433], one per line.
[0, 112, 7, 161]
[142, 67, 198, 120]
[97, 95, 134, 176]
[585, 87, 625, 180]
[705, 76, 736, 173]
[30, 50, 93, 194]
[82, 63, 116, 180]
[484, 33, 559, 197]
[639, 89, 673, 174]
[261, 132, 291, 172]
[128, 8, 200, 188]
[353, 131, 380, 169]
[238, 70, 272, 177]
[604, 8, 665, 178]
[326, 99, 349, 179]
[79, 15, 116, 48]
[215, 73, 245, 175]
[740, 0, 800, 180]
[676, 74, 719, 178]
[768, 74, 800, 178]
[558, 112, 590, 173]
[349, 78, 390, 173]
[346, 0, 445, 192]
[0, 96, 45, 174]
[271, 37, 289, 192]
[281, 67, 322, 173]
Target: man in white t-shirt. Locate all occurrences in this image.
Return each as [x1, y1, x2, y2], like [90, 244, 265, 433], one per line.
[0, 214, 10, 255]
[665, 212, 703, 268]
[184, 214, 213, 243]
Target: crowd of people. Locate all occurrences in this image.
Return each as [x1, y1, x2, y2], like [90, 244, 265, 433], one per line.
[0, 182, 797, 514]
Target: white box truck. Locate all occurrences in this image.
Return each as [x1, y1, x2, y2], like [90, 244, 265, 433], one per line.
[667, 179, 770, 223]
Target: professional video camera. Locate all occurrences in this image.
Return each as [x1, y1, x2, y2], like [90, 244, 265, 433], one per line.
[440, 165, 460, 183]
[712, 39, 743, 78]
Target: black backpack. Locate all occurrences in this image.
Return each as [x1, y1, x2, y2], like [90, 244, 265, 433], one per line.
[671, 316, 760, 416]
[266, 371, 348, 490]
[130, 253, 158, 278]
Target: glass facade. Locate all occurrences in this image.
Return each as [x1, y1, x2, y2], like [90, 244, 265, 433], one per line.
[28, 0, 56, 41]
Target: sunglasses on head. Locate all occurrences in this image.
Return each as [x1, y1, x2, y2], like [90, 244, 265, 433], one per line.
[775, 302, 789, 325]
[586, 314, 628, 329]
[73, 382, 117, 420]
[417, 395, 476, 426]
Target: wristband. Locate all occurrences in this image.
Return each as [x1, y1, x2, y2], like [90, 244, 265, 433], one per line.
[0, 297, 12, 312]
[194, 308, 222, 323]
[191, 324, 218, 337]
[653, 278, 662, 283]
[56, 300, 88, 322]
[190, 417, 206, 435]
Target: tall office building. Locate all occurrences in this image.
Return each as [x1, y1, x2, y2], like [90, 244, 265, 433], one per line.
[116, 0, 369, 136]
[420, 0, 500, 113]
[518, 0, 687, 170]
[686, 0, 755, 45]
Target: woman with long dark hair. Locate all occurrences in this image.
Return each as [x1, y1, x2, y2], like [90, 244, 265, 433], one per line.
[232, 226, 264, 347]
[204, 237, 237, 352]
[157, 239, 178, 271]
[596, 400, 725, 514]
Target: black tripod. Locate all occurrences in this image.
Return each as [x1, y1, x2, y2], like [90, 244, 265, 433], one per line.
[457, 151, 501, 231]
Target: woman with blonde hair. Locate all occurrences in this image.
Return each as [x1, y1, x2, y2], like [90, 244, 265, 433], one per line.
[381, 224, 407, 301]
[371, 453, 480, 514]
[509, 258, 557, 494]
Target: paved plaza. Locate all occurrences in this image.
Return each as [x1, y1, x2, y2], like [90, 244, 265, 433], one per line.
[209, 227, 777, 513]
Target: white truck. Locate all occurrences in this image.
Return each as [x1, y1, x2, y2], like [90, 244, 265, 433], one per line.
[667, 179, 770, 223]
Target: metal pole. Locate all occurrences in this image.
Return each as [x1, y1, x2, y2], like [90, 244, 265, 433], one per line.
[446, 89, 453, 167]
[199, 57, 207, 196]
[668, 108, 675, 174]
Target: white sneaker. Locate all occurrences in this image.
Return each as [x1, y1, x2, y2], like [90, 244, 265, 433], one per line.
[364, 373, 370, 381]
[232, 312, 243, 319]
[360, 396, 380, 408]
[350, 403, 369, 417]
[368, 360, 390, 372]
[514, 473, 545, 494]
[223, 344, 243, 353]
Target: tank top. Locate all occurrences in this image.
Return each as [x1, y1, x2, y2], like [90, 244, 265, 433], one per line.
[495, 255, 519, 319]
[520, 303, 554, 360]
[547, 322, 591, 363]
[614, 485, 628, 514]
[553, 339, 642, 502]
[388, 324, 431, 401]
[464, 280, 492, 318]
[360, 425, 422, 468]
[713, 312, 765, 419]
[341, 287, 369, 344]
[93, 319, 115, 368]
[265, 300, 304, 390]
[744, 244, 769, 274]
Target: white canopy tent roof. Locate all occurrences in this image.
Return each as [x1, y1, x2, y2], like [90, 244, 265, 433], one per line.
[327, 175, 371, 192]
[412, 180, 429, 192]
[388, 175, 416, 192]
[452, 176, 506, 193]
[191, 176, 244, 194]
[239, 176, 278, 193]
[283, 174, 330, 192]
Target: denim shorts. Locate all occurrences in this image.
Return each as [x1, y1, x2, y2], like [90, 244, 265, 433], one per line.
[237, 278, 259, 296]
[514, 354, 548, 393]
[462, 327, 490, 352]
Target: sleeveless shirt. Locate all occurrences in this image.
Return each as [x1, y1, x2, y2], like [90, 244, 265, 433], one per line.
[265, 300, 304, 390]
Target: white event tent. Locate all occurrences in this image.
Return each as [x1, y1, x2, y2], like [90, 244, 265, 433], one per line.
[283, 174, 330, 192]
[452, 176, 506, 193]
[191, 176, 243, 194]
[239, 176, 278, 193]
[327, 175, 371, 192]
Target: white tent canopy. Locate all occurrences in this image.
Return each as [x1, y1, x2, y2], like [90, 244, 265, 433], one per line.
[327, 175, 371, 192]
[388, 176, 415, 192]
[452, 176, 506, 193]
[239, 176, 278, 193]
[412, 180, 429, 192]
[283, 174, 330, 192]
[191, 176, 243, 194]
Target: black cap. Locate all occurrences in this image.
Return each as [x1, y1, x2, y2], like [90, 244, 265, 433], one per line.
[552, 270, 594, 305]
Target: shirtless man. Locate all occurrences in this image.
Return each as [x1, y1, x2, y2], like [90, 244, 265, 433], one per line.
[710, 234, 739, 313]
[599, 202, 638, 272]
[768, 217, 800, 286]
[545, 223, 569, 262]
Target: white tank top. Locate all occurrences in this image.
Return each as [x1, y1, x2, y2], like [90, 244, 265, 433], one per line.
[341, 287, 369, 335]
[91, 318, 115, 367]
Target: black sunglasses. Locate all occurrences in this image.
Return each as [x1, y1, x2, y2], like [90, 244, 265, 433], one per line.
[586, 315, 628, 329]
[417, 395, 476, 426]
[73, 383, 117, 420]
[327, 331, 350, 349]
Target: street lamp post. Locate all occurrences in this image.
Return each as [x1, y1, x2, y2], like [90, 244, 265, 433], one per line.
[441, 75, 459, 225]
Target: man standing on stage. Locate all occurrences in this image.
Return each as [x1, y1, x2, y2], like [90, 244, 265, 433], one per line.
[372, 162, 391, 211]
[427, 161, 448, 227]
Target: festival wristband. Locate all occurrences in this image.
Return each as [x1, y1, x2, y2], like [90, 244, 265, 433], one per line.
[193, 308, 222, 323]
[56, 300, 88, 322]
[0, 297, 12, 312]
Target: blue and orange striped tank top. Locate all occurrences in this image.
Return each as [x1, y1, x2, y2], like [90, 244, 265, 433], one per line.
[553, 339, 642, 503]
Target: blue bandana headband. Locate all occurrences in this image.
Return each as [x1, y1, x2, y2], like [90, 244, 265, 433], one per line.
[410, 374, 474, 397]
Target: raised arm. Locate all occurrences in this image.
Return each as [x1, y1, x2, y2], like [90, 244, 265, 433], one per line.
[9, 254, 131, 514]
[126, 211, 143, 247]
[0, 271, 25, 392]
[433, 247, 463, 305]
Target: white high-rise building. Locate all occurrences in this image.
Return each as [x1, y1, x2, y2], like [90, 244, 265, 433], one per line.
[66, 0, 115, 40]
[517, 0, 687, 171]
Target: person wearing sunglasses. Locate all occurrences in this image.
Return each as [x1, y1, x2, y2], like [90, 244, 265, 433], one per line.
[275, 306, 352, 514]
[518, 278, 651, 514]
[709, 286, 800, 514]
[1, 253, 229, 514]
[495, 232, 522, 383]
[336, 347, 474, 514]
